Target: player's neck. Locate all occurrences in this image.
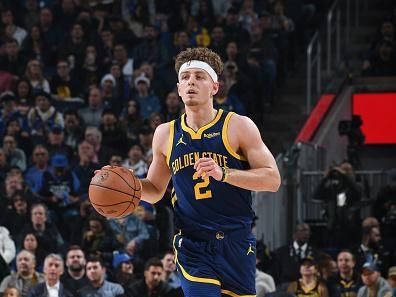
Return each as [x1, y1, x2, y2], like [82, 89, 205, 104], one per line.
[185, 106, 217, 131]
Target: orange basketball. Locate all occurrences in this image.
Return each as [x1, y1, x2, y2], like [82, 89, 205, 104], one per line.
[89, 166, 141, 218]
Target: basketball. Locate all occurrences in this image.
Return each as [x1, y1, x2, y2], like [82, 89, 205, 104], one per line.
[89, 166, 142, 218]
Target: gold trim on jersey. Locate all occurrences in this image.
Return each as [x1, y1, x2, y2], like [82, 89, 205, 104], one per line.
[222, 112, 247, 161]
[221, 289, 256, 297]
[166, 120, 175, 165]
[181, 109, 223, 139]
[171, 188, 177, 207]
[172, 233, 221, 286]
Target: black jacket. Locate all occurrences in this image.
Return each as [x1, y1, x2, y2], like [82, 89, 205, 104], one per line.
[28, 282, 73, 297]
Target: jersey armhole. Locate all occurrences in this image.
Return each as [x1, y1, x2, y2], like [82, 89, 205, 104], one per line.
[166, 120, 175, 166]
[221, 112, 247, 161]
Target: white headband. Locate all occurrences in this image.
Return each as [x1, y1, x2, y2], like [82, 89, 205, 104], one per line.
[178, 60, 218, 82]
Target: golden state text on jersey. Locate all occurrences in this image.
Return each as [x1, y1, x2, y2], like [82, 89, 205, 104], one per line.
[166, 109, 255, 233]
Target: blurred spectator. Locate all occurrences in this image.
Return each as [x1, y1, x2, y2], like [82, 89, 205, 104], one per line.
[0, 226, 15, 281]
[77, 257, 124, 297]
[125, 257, 180, 297]
[1, 191, 31, 237]
[273, 223, 320, 289]
[81, 45, 102, 88]
[60, 246, 90, 296]
[107, 15, 138, 50]
[328, 250, 361, 297]
[81, 216, 120, 266]
[21, 233, 45, 273]
[112, 43, 134, 84]
[108, 214, 149, 258]
[112, 252, 136, 289]
[0, 91, 28, 139]
[122, 144, 148, 177]
[83, 126, 114, 165]
[0, 39, 27, 78]
[28, 253, 72, 297]
[4, 119, 32, 159]
[357, 257, 392, 297]
[78, 87, 104, 128]
[2, 135, 27, 172]
[19, 203, 64, 256]
[39, 7, 63, 54]
[160, 250, 181, 289]
[317, 252, 337, 282]
[22, 0, 40, 29]
[162, 91, 181, 122]
[313, 161, 363, 247]
[239, 0, 259, 33]
[109, 154, 124, 167]
[54, 0, 79, 33]
[74, 140, 100, 195]
[138, 62, 172, 101]
[50, 59, 83, 102]
[133, 74, 161, 121]
[170, 30, 191, 60]
[387, 266, 396, 294]
[39, 153, 80, 242]
[46, 125, 75, 161]
[63, 109, 85, 150]
[193, 0, 216, 31]
[133, 24, 170, 70]
[148, 112, 163, 132]
[25, 145, 49, 194]
[137, 125, 154, 158]
[24, 59, 50, 93]
[21, 25, 53, 66]
[287, 257, 329, 297]
[223, 7, 250, 54]
[109, 62, 130, 103]
[1, 9, 27, 46]
[14, 78, 34, 115]
[272, 1, 295, 33]
[353, 225, 392, 277]
[256, 247, 276, 297]
[119, 100, 144, 143]
[101, 74, 122, 115]
[214, 76, 246, 115]
[2, 288, 20, 297]
[99, 108, 129, 155]
[362, 39, 396, 77]
[0, 172, 26, 210]
[0, 148, 9, 185]
[27, 91, 64, 145]
[209, 25, 226, 60]
[0, 250, 44, 297]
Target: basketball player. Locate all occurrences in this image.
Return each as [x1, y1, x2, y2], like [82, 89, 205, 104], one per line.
[101, 47, 280, 297]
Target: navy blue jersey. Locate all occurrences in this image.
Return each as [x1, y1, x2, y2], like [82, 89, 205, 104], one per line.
[167, 109, 255, 233]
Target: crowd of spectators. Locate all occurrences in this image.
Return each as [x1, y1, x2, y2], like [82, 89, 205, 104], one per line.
[2, 1, 394, 297]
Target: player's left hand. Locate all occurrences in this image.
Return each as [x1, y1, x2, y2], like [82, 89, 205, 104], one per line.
[194, 157, 223, 181]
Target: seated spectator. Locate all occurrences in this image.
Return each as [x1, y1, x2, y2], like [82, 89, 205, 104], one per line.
[78, 87, 105, 128]
[28, 253, 72, 297]
[46, 125, 75, 161]
[328, 250, 361, 297]
[161, 251, 181, 289]
[0, 92, 28, 140]
[2, 288, 20, 297]
[24, 59, 50, 93]
[109, 154, 124, 167]
[1, 191, 31, 237]
[0, 39, 27, 78]
[14, 78, 34, 115]
[317, 253, 337, 282]
[119, 100, 144, 144]
[148, 112, 164, 132]
[63, 109, 85, 150]
[1, 9, 28, 46]
[122, 144, 148, 178]
[60, 246, 90, 297]
[132, 74, 161, 121]
[24, 145, 49, 195]
[0, 250, 44, 297]
[138, 62, 173, 101]
[112, 253, 136, 289]
[362, 39, 396, 77]
[255, 243, 276, 297]
[358, 258, 392, 297]
[162, 91, 182, 122]
[0, 173, 30, 211]
[19, 203, 64, 255]
[20, 25, 53, 67]
[81, 216, 120, 267]
[287, 257, 329, 297]
[0, 148, 10, 186]
[137, 125, 154, 158]
[77, 257, 124, 297]
[101, 74, 123, 116]
[273, 223, 320, 290]
[112, 43, 134, 84]
[39, 154, 80, 242]
[387, 266, 396, 295]
[4, 118, 32, 159]
[27, 92, 64, 145]
[213, 76, 246, 115]
[125, 257, 181, 297]
[83, 126, 114, 165]
[0, 225, 15, 281]
[99, 108, 129, 155]
[109, 62, 130, 103]
[2, 135, 27, 172]
[80, 45, 102, 88]
[21, 233, 45, 273]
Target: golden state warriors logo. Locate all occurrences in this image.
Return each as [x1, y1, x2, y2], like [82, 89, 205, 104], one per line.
[176, 135, 187, 146]
[92, 172, 109, 184]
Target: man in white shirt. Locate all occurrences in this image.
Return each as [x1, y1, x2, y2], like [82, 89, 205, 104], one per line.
[28, 254, 72, 297]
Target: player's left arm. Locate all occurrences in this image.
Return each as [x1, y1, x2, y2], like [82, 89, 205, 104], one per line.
[194, 114, 281, 192]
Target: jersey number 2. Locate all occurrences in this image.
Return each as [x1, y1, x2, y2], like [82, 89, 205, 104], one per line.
[192, 172, 212, 200]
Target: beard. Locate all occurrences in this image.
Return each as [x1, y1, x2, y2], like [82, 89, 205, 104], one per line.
[69, 263, 84, 272]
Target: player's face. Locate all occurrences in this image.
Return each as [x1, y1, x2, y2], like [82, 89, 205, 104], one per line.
[177, 69, 218, 107]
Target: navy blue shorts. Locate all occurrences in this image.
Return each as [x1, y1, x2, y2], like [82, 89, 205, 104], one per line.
[173, 228, 256, 297]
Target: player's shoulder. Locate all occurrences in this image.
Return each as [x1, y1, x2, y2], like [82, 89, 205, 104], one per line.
[228, 112, 259, 133]
[152, 121, 173, 153]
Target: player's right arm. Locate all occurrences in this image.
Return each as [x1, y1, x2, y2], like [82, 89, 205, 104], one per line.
[139, 122, 172, 204]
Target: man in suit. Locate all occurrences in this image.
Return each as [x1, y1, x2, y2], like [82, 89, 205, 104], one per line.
[272, 223, 320, 290]
[28, 253, 72, 297]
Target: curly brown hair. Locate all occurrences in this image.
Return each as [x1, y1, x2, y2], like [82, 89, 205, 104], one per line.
[175, 47, 223, 77]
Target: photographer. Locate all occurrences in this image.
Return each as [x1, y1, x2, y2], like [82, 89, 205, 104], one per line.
[313, 161, 363, 248]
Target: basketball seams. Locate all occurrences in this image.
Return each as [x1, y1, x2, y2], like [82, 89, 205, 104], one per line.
[89, 183, 136, 198]
[101, 168, 140, 192]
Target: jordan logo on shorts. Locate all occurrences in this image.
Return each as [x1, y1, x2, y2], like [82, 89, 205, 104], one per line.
[246, 244, 254, 255]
